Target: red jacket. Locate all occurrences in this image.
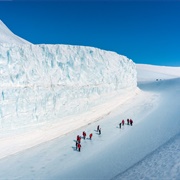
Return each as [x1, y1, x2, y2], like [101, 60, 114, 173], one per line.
[83, 131, 86, 137]
[77, 143, 81, 148]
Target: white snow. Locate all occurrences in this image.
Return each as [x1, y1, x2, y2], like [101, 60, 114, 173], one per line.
[0, 65, 179, 180]
[0, 43, 136, 134]
[137, 63, 180, 81]
[118, 133, 180, 180]
[0, 21, 137, 160]
[0, 20, 179, 179]
[0, 20, 31, 45]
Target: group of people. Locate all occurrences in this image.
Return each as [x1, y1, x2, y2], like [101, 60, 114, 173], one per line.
[75, 125, 101, 152]
[76, 135, 82, 151]
[75, 119, 134, 152]
[119, 118, 133, 128]
[76, 131, 94, 152]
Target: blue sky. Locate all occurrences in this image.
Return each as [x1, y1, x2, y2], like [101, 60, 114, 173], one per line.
[0, 0, 180, 66]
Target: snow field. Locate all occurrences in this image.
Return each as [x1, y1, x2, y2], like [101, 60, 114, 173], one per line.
[137, 64, 180, 81]
[0, 87, 139, 159]
[0, 66, 179, 180]
[118, 133, 180, 180]
[0, 86, 156, 179]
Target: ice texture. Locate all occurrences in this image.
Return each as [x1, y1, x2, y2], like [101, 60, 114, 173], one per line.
[0, 43, 137, 130]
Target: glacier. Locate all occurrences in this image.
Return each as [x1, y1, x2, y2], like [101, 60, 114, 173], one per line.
[0, 20, 137, 133]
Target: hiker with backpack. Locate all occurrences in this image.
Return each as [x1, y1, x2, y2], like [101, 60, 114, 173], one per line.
[89, 133, 93, 140]
[77, 143, 81, 152]
[122, 119, 125, 126]
[83, 131, 86, 139]
[130, 119, 133, 126]
[97, 125, 100, 132]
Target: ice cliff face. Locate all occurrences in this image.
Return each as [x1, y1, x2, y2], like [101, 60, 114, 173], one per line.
[0, 20, 137, 130]
[0, 44, 137, 130]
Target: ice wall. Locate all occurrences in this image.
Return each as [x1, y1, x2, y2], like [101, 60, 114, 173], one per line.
[0, 44, 137, 130]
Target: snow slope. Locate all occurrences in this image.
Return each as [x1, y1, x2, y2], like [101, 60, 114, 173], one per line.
[118, 132, 180, 180]
[137, 63, 180, 81]
[0, 65, 179, 180]
[0, 20, 31, 45]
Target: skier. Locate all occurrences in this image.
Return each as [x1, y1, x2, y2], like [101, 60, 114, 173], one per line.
[127, 119, 129, 125]
[97, 125, 100, 132]
[122, 119, 125, 126]
[99, 128, 101, 135]
[119, 122, 121, 129]
[130, 119, 133, 126]
[89, 133, 93, 140]
[77, 143, 81, 152]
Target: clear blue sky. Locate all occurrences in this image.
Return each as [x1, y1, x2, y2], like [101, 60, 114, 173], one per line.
[0, 0, 180, 66]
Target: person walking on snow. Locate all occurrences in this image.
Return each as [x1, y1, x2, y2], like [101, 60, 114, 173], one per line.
[99, 128, 101, 135]
[77, 143, 81, 152]
[127, 119, 129, 125]
[77, 135, 81, 143]
[97, 125, 100, 132]
[75, 140, 78, 150]
[119, 123, 121, 129]
[89, 133, 93, 140]
[122, 120, 125, 126]
[83, 131, 86, 139]
[130, 119, 133, 126]
[77, 135, 79, 141]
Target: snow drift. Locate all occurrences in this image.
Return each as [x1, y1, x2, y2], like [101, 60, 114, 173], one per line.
[0, 21, 137, 131]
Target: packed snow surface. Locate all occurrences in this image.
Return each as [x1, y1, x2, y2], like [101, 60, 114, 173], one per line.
[0, 64, 179, 180]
